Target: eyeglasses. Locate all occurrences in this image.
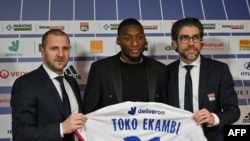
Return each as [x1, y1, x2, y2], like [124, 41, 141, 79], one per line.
[178, 35, 202, 43]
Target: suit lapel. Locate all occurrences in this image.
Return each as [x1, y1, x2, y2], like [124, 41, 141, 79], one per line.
[145, 59, 156, 101]
[38, 66, 66, 117]
[64, 75, 82, 113]
[172, 61, 181, 107]
[110, 56, 123, 103]
[198, 57, 210, 108]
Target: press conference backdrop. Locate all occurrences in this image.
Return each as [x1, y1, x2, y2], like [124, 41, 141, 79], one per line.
[0, 0, 250, 140]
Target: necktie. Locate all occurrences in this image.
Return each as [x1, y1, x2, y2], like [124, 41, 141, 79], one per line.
[55, 76, 74, 141]
[184, 65, 193, 112]
[55, 76, 71, 116]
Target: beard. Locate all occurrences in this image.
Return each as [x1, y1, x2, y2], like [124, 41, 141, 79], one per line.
[179, 49, 200, 62]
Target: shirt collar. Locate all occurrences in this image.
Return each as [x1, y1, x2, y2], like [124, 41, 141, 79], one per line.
[180, 55, 201, 68]
[42, 64, 64, 79]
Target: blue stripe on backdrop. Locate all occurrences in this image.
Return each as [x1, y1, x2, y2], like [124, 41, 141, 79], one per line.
[212, 54, 236, 59]
[237, 54, 250, 58]
[0, 54, 249, 63]
[182, 0, 204, 19]
[95, 0, 117, 20]
[141, 0, 162, 20]
[0, 139, 11, 141]
[0, 58, 17, 63]
[224, 0, 250, 20]
[234, 80, 243, 87]
[203, 0, 226, 20]
[1, 33, 249, 38]
[18, 57, 43, 62]
[161, 0, 184, 20]
[1, 0, 250, 20]
[75, 0, 94, 20]
[243, 80, 250, 86]
[51, 0, 73, 20]
[0, 87, 12, 93]
[0, 108, 11, 114]
[0, 0, 21, 20]
[22, 0, 49, 20]
[0, 35, 19, 38]
[238, 99, 248, 105]
[232, 33, 250, 36]
[74, 34, 96, 37]
[117, 0, 140, 20]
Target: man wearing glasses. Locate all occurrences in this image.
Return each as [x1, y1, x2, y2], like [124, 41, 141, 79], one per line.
[166, 17, 240, 141]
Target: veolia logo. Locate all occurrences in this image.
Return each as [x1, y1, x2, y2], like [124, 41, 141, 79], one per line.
[0, 69, 27, 79]
[0, 69, 9, 79]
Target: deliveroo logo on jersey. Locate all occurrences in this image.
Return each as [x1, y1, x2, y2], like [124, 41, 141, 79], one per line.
[128, 107, 136, 115]
[128, 106, 165, 115]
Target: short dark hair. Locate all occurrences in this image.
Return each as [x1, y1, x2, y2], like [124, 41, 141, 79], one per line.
[41, 29, 69, 47]
[171, 17, 204, 41]
[117, 18, 144, 36]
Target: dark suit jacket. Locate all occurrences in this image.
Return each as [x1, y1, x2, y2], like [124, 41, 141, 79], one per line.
[166, 55, 240, 141]
[11, 65, 82, 141]
[82, 52, 167, 114]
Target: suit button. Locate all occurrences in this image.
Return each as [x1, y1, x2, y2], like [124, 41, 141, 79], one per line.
[109, 95, 113, 98]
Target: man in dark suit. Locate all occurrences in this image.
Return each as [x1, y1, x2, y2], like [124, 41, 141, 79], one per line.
[11, 29, 87, 141]
[166, 17, 240, 141]
[82, 18, 167, 114]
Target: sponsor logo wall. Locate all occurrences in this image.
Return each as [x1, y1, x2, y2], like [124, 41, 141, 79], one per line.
[0, 0, 250, 140]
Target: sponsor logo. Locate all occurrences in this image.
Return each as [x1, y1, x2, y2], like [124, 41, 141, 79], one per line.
[6, 24, 32, 31]
[128, 106, 165, 115]
[242, 113, 250, 123]
[0, 69, 27, 79]
[90, 40, 103, 53]
[165, 45, 175, 50]
[80, 22, 89, 32]
[143, 25, 158, 30]
[203, 23, 216, 30]
[6, 40, 23, 57]
[6, 24, 12, 31]
[239, 40, 250, 51]
[103, 24, 119, 30]
[0, 69, 9, 79]
[9, 40, 19, 52]
[221, 24, 244, 29]
[39, 25, 65, 30]
[202, 42, 224, 50]
[0, 98, 10, 104]
[65, 65, 81, 79]
[244, 62, 250, 70]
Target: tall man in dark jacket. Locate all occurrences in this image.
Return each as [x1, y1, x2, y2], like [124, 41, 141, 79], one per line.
[82, 18, 167, 114]
[166, 17, 240, 141]
[11, 29, 87, 141]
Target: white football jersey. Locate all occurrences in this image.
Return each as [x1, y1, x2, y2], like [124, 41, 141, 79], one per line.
[75, 101, 207, 141]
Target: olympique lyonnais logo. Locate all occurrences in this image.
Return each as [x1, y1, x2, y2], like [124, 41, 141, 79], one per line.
[80, 22, 89, 32]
